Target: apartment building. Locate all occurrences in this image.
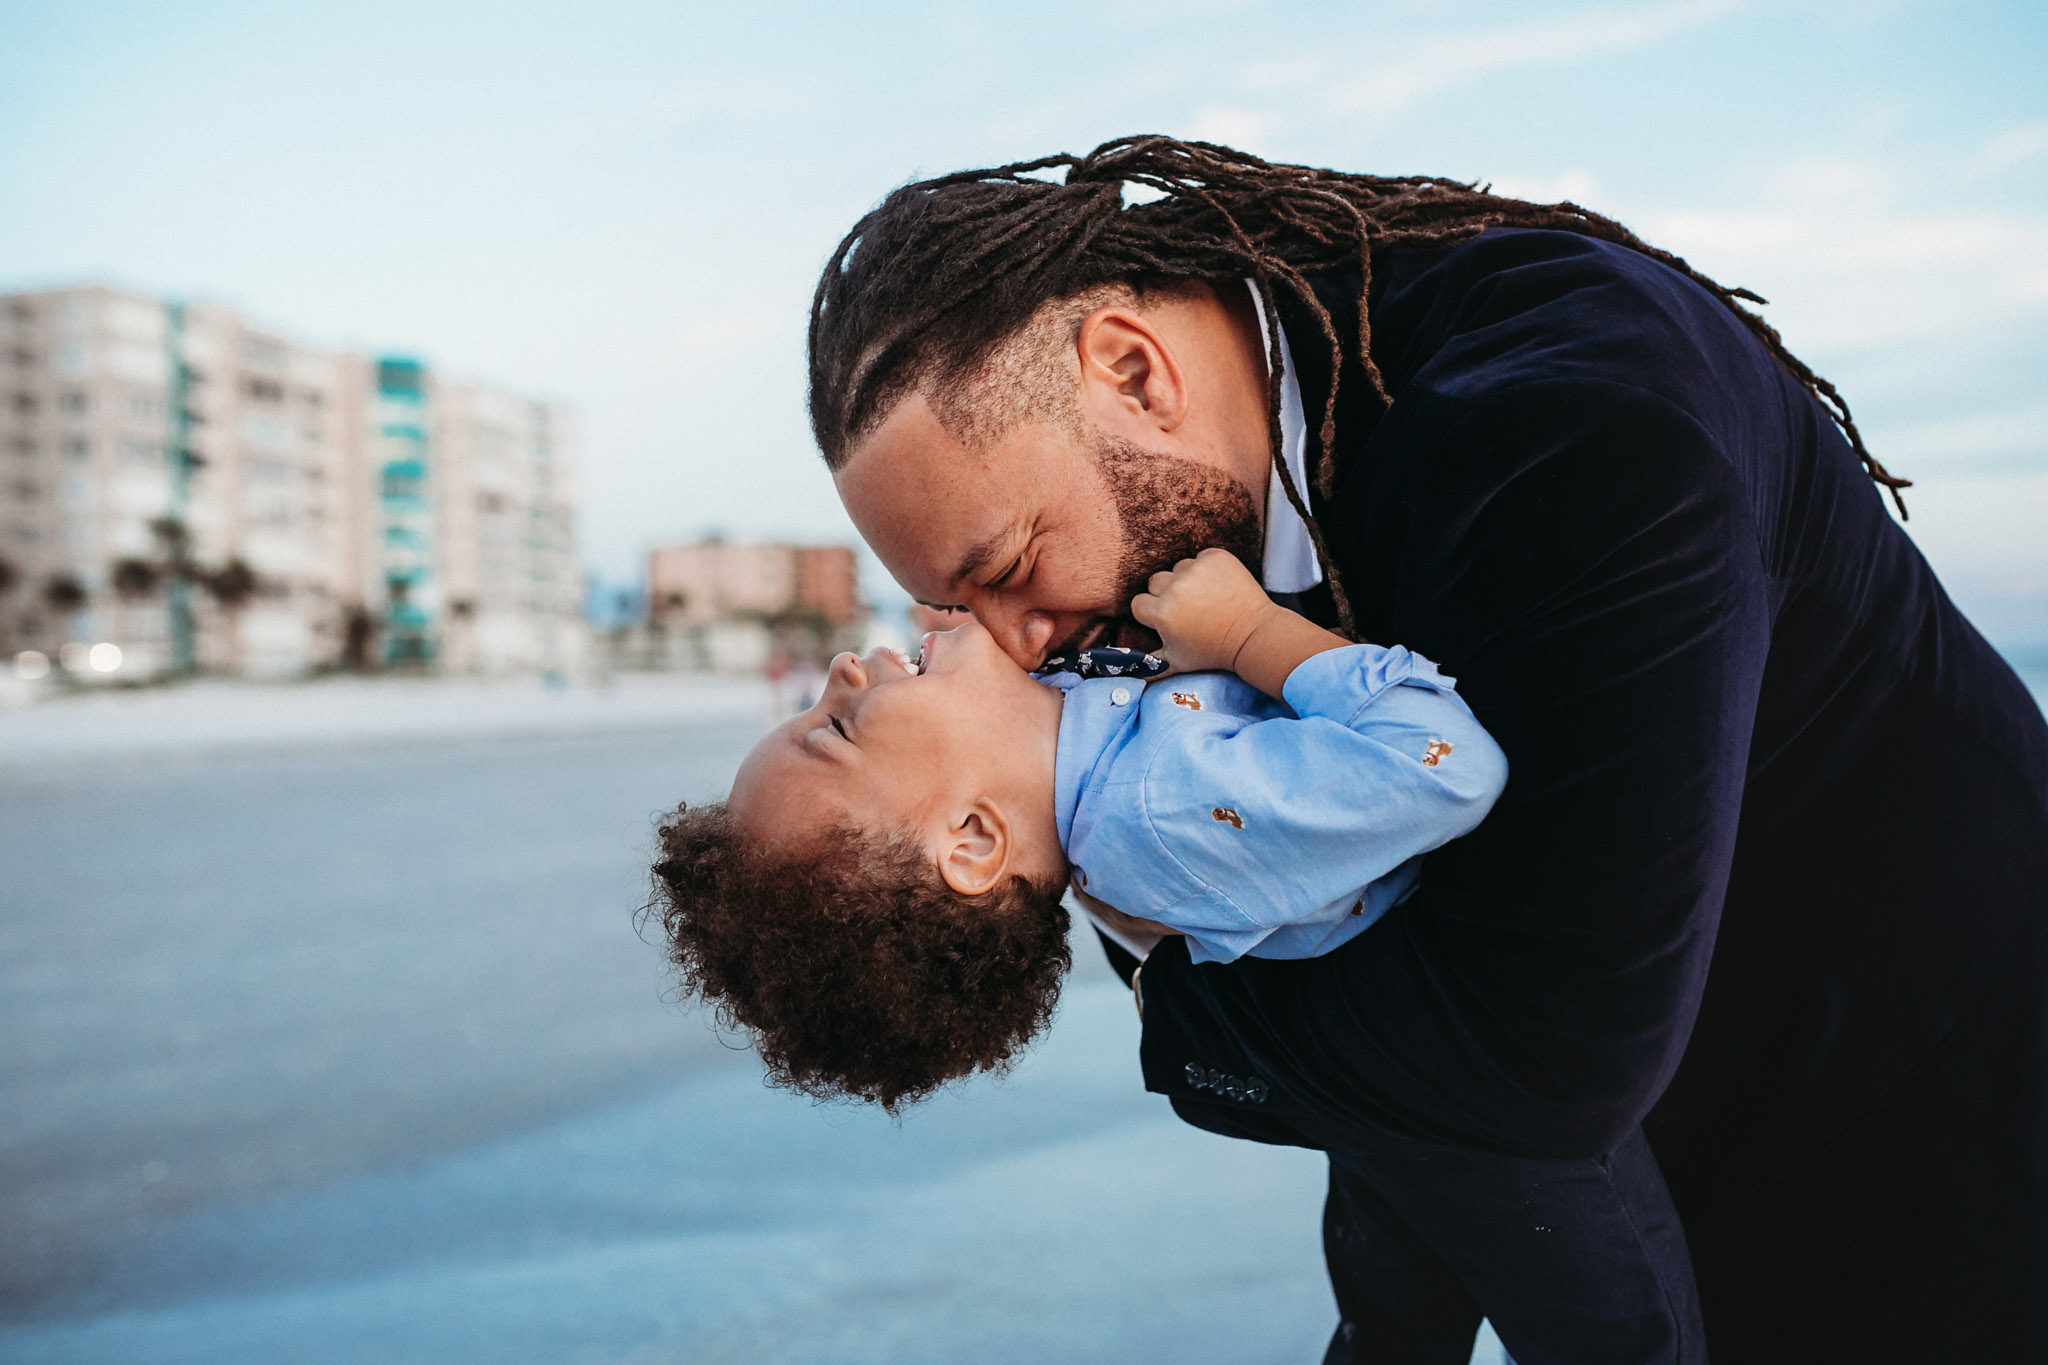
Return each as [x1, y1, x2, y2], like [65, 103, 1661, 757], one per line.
[370, 359, 582, 674]
[0, 285, 581, 679]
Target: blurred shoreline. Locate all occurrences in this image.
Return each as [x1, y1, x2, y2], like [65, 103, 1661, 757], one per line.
[0, 673, 772, 769]
[5, 654, 2040, 772]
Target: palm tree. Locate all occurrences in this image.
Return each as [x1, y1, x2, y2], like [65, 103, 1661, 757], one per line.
[42, 573, 87, 615]
[112, 558, 161, 599]
[201, 558, 258, 675]
[0, 553, 17, 654]
[341, 604, 376, 671]
[149, 516, 196, 675]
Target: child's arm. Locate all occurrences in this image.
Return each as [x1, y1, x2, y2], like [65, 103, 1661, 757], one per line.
[1130, 547, 1352, 698]
[1123, 548, 1508, 963]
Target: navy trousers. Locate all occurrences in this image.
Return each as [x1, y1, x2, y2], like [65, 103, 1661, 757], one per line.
[1315, 1125, 1704, 1365]
[1120, 932, 1707, 1364]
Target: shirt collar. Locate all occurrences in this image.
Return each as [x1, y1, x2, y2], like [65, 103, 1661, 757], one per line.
[1246, 279, 1324, 595]
[1044, 673, 1147, 853]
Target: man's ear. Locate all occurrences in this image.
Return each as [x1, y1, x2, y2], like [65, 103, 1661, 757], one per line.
[1076, 307, 1188, 434]
[936, 800, 1012, 898]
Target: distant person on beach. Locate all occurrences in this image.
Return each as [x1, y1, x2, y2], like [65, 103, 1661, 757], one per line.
[753, 137, 2048, 1363]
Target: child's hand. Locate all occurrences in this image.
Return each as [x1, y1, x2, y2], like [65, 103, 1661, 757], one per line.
[1129, 548, 1281, 676]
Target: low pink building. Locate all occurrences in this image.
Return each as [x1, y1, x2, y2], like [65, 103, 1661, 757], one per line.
[646, 539, 862, 629]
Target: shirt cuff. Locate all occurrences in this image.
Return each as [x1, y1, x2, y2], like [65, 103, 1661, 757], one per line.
[1078, 899, 1163, 962]
[1280, 642, 1456, 723]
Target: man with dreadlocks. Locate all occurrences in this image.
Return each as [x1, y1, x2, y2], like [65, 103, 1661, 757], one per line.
[806, 137, 2048, 1363]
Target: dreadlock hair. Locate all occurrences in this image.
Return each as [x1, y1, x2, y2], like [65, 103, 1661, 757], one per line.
[809, 134, 1911, 638]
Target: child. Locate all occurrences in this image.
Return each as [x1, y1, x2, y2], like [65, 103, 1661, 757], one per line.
[649, 547, 1505, 1112]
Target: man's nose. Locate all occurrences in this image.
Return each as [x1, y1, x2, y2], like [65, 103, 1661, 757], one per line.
[967, 600, 1055, 669]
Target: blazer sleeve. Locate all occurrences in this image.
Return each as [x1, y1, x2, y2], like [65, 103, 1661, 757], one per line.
[1171, 378, 1771, 1159]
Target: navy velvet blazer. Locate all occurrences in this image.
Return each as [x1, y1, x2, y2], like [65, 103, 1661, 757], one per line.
[1130, 229, 2048, 1354]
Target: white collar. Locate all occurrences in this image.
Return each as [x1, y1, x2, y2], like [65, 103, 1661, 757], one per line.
[1246, 280, 1324, 594]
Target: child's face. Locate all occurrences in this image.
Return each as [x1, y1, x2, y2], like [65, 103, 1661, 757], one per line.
[728, 623, 1068, 891]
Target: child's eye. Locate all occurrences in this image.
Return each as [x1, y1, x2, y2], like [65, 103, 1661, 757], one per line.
[830, 716, 849, 741]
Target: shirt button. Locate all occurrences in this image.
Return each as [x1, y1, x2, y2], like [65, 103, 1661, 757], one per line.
[1110, 687, 1132, 706]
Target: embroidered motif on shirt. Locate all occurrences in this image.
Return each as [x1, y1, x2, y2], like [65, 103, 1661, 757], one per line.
[1211, 807, 1243, 829]
[1171, 692, 1203, 711]
[1421, 739, 1454, 767]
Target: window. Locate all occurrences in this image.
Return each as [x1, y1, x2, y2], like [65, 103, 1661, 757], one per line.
[377, 359, 424, 397]
[120, 439, 160, 465]
[62, 436, 91, 460]
[10, 393, 35, 415]
[240, 412, 290, 447]
[59, 390, 88, 414]
[241, 335, 287, 367]
[125, 393, 162, 421]
[243, 376, 285, 403]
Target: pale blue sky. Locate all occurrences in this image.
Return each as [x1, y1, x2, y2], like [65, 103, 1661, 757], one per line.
[3, 0, 2043, 644]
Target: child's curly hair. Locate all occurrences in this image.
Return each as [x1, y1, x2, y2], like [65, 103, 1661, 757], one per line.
[649, 801, 1071, 1113]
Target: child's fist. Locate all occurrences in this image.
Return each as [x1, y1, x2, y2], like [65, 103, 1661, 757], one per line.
[1129, 547, 1278, 675]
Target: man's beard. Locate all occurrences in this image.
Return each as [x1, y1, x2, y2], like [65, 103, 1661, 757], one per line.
[1079, 433, 1264, 654]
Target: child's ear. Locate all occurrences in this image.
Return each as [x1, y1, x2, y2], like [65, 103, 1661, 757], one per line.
[937, 801, 1010, 898]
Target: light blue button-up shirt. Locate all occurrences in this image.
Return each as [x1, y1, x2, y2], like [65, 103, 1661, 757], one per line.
[1044, 644, 1508, 964]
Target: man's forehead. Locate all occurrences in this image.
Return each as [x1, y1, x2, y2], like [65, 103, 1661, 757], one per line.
[837, 400, 1022, 592]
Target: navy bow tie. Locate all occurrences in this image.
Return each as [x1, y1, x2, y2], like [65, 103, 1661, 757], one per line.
[1034, 646, 1169, 681]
